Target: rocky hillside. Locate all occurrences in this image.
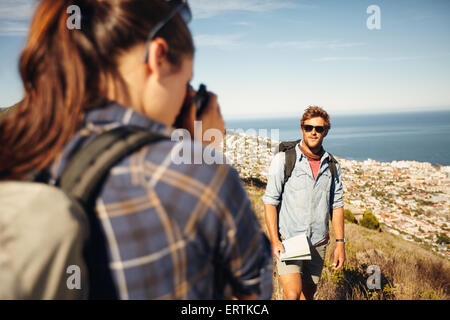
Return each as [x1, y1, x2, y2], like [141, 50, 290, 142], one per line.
[246, 184, 450, 300]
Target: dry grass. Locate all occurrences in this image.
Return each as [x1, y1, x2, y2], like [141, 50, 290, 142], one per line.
[245, 183, 450, 300]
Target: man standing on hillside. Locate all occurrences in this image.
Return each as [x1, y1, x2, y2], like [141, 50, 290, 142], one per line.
[262, 106, 345, 300]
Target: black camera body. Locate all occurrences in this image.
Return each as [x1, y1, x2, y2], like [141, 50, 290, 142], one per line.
[173, 83, 210, 128]
[192, 84, 209, 117]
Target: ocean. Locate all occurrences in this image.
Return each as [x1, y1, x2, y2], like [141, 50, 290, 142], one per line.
[225, 110, 450, 166]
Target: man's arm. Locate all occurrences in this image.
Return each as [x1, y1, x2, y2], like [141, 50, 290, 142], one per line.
[331, 162, 345, 270]
[264, 204, 284, 260]
[331, 206, 345, 270]
[262, 153, 286, 260]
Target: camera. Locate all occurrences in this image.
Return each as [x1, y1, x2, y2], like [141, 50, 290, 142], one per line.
[173, 83, 210, 128]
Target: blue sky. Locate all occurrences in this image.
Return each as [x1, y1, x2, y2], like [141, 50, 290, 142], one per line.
[1, 0, 450, 118]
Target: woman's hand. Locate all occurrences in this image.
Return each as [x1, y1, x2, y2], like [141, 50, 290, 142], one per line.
[182, 90, 225, 146]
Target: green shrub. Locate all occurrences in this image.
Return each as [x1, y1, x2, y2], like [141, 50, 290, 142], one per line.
[436, 233, 450, 245]
[360, 210, 380, 231]
[344, 209, 358, 224]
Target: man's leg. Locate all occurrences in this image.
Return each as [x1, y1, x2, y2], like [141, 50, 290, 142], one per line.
[277, 259, 303, 300]
[279, 273, 302, 300]
[300, 282, 317, 300]
[299, 243, 328, 300]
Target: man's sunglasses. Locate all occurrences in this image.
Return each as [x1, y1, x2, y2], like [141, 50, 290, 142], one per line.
[302, 125, 328, 133]
[143, 0, 192, 63]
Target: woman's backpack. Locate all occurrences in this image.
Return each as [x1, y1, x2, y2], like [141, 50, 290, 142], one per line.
[0, 126, 166, 299]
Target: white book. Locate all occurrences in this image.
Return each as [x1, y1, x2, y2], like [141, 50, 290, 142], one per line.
[280, 234, 311, 261]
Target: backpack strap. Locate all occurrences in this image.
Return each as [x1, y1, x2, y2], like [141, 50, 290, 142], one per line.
[58, 126, 168, 299]
[59, 126, 167, 205]
[328, 154, 338, 182]
[277, 139, 301, 185]
[327, 153, 339, 220]
[284, 148, 297, 185]
[276, 141, 298, 222]
[279, 139, 301, 153]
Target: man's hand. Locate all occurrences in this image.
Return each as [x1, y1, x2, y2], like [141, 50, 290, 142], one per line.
[332, 242, 345, 270]
[264, 204, 284, 260]
[271, 239, 285, 260]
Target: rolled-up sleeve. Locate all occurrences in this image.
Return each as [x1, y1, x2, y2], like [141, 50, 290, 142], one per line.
[262, 152, 285, 206]
[332, 162, 344, 210]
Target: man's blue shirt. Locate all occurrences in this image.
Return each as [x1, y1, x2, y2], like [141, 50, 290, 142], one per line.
[262, 142, 344, 245]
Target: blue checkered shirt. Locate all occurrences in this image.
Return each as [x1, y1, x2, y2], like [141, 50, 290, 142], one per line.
[48, 102, 273, 299]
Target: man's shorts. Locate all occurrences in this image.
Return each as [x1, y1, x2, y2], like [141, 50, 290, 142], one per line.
[276, 242, 328, 285]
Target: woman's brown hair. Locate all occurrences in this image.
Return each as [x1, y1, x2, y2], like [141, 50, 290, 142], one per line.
[0, 0, 194, 180]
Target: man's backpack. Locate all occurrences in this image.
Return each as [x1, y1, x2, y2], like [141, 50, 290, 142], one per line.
[277, 139, 338, 218]
[0, 126, 166, 299]
[278, 139, 337, 185]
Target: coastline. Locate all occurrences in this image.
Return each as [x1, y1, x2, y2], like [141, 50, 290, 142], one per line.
[225, 109, 450, 167]
[221, 130, 450, 259]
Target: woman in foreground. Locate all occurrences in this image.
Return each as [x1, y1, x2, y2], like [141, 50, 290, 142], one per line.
[0, 0, 272, 299]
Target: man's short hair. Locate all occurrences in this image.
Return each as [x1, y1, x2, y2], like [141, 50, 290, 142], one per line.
[301, 106, 331, 129]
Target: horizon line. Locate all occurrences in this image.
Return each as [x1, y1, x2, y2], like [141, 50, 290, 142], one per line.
[223, 107, 450, 120]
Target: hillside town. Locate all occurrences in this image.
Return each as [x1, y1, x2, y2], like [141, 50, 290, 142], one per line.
[221, 130, 450, 259]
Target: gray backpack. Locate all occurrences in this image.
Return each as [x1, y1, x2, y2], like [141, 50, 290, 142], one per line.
[0, 126, 165, 299]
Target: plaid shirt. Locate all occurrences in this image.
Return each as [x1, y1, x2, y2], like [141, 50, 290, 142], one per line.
[49, 102, 272, 300]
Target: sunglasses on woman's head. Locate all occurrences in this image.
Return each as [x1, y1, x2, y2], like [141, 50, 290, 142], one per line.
[143, 0, 192, 63]
[302, 125, 327, 133]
